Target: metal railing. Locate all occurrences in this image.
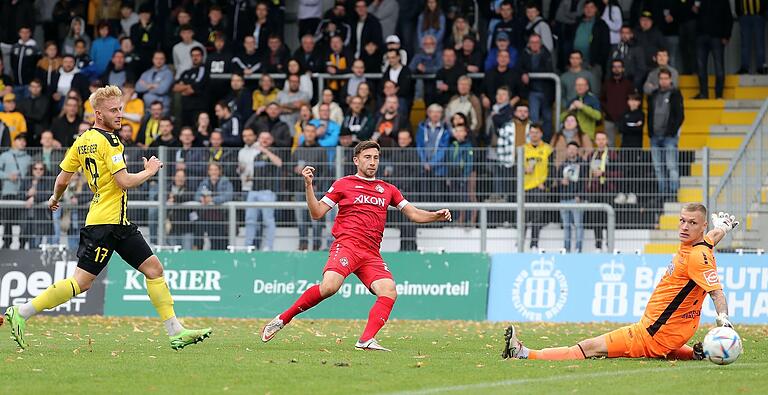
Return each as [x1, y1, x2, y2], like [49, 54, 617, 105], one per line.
[2, 144, 694, 253]
[712, 98, 768, 239]
[210, 71, 562, 126]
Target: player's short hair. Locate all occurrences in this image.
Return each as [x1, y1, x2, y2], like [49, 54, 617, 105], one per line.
[682, 203, 707, 216]
[353, 140, 381, 157]
[89, 85, 122, 111]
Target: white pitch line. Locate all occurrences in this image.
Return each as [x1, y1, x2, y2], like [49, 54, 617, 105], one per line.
[384, 362, 762, 395]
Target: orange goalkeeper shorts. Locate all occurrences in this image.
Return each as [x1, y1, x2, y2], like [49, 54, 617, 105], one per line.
[605, 322, 672, 358]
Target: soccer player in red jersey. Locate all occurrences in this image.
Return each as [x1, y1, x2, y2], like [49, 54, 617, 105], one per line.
[261, 140, 452, 351]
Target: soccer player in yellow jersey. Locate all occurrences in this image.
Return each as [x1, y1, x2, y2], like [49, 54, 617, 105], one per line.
[4, 86, 212, 351]
[502, 204, 739, 361]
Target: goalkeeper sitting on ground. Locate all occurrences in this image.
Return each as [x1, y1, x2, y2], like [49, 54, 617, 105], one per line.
[502, 205, 738, 360]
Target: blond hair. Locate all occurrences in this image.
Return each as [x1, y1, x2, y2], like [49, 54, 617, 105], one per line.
[682, 203, 707, 216]
[88, 85, 123, 111]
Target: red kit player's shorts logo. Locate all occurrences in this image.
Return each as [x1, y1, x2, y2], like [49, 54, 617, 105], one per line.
[340, 257, 349, 267]
[375, 184, 385, 193]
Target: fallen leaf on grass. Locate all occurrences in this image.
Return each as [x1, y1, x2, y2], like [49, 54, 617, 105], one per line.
[334, 362, 350, 367]
[415, 362, 425, 368]
[476, 364, 484, 368]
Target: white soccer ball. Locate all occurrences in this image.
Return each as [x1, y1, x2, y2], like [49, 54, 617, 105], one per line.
[702, 326, 743, 365]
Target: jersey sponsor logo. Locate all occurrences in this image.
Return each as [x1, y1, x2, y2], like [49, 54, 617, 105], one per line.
[339, 257, 349, 267]
[375, 184, 385, 193]
[112, 153, 123, 164]
[353, 194, 387, 207]
[512, 257, 568, 320]
[592, 260, 628, 316]
[703, 269, 720, 286]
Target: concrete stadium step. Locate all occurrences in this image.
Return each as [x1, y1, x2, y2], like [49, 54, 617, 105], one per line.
[679, 135, 744, 149]
[690, 162, 727, 177]
[680, 176, 718, 187]
[678, 75, 741, 88]
[724, 99, 765, 110]
[708, 125, 751, 134]
[694, 149, 740, 161]
[737, 75, 768, 86]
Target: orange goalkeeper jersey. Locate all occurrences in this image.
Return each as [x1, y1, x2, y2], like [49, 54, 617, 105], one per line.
[640, 236, 722, 351]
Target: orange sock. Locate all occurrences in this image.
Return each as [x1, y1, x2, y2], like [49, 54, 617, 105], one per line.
[666, 345, 695, 360]
[528, 345, 586, 360]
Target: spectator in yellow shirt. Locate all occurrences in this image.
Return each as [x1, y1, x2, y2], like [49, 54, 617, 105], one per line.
[0, 94, 28, 141]
[252, 74, 279, 118]
[523, 123, 553, 250]
[121, 81, 145, 141]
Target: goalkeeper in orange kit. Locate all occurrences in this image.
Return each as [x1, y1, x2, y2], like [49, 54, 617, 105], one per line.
[502, 204, 738, 360]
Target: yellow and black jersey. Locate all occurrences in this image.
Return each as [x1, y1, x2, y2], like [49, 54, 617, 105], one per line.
[60, 128, 128, 226]
[523, 142, 553, 191]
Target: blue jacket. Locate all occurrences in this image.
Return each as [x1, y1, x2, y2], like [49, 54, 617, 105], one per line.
[195, 176, 234, 204]
[447, 139, 474, 179]
[90, 36, 120, 76]
[484, 46, 518, 72]
[416, 120, 451, 177]
[136, 65, 174, 108]
[409, 51, 443, 74]
[307, 119, 340, 163]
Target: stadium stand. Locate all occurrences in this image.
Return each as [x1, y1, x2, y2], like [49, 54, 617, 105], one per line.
[0, 0, 766, 253]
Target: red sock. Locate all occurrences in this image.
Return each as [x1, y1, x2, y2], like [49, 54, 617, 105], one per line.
[279, 285, 324, 324]
[360, 296, 395, 342]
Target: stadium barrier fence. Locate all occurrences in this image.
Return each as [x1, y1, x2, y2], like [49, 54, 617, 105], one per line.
[0, 145, 717, 252]
[713, 99, 768, 247]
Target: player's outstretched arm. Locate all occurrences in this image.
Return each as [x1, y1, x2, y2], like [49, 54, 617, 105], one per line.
[709, 289, 733, 328]
[302, 166, 332, 220]
[402, 205, 452, 224]
[48, 170, 74, 211]
[707, 211, 740, 247]
[113, 156, 163, 190]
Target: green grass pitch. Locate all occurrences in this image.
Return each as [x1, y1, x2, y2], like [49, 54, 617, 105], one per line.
[2, 317, 766, 394]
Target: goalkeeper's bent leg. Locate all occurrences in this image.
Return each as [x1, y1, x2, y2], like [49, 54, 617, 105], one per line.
[19, 269, 93, 319]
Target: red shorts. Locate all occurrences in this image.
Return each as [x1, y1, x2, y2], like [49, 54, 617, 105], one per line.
[323, 240, 393, 289]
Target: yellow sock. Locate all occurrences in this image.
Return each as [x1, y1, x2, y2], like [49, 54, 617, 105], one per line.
[30, 278, 81, 312]
[146, 276, 176, 321]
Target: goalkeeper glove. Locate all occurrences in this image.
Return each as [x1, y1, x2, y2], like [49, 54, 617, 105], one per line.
[711, 212, 739, 234]
[716, 312, 733, 328]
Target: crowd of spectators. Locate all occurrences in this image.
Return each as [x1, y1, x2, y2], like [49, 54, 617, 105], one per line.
[0, 0, 754, 252]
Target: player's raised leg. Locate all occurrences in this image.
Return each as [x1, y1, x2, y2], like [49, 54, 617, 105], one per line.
[262, 270, 344, 342]
[502, 325, 606, 360]
[136, 255, 212, 350]
[5, 268, 96, 349]
[355, 278, 397, 352]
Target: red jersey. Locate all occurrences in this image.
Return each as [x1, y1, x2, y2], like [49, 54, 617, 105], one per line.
[320, 175, 409, 250]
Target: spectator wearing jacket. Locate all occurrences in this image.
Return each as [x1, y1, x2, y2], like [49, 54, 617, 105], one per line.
[447, 123, 475, 224]
[647, 69, 684, 199]
[10, 26, 40, 98]
[136, 51, 174, 110]
[417, 104, 452, 197]
[519, 33, 555, 140]
[195, 162, 234, 250]
[694, 0, 733, 99]
[573, 1, 610, 85]
[600, 59, 635, 146]
[563, 77, 602, 140]
[554, 142, 587, 252]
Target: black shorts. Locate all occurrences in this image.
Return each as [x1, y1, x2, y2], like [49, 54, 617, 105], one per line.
[76, 224, 154, 275]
